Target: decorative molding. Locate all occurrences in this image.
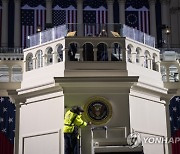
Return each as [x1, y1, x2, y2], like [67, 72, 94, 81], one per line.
[107, 0, 114, 5]
[148, 0, 156, 5]
[118, 0, 126, 4]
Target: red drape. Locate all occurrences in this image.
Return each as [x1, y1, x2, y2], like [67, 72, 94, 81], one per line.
[0, 132, 14, 154]
[172, 130, 180, 154]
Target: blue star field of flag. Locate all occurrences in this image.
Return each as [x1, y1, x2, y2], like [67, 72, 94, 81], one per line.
[125, 0, 149, 9]
[83, 11, 96, 23]
[169, 96, 180, 136]
[53, 0, 76, 8]
[0, 97, 15, 144]
[126, 11, 139, 28]
[21, 10, 34, 26]
[53, 10, 66, 26]
[21, 0, 45, 7]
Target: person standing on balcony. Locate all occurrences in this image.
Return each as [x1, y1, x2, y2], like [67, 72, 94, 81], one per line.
[64, 106, 90, 154]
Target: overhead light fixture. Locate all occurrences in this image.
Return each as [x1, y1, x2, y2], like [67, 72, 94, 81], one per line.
[37, 25, 42, 32]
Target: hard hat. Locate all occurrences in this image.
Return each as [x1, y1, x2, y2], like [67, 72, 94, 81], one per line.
[71, 106, 84, 114]
[77, 106, 84, 112]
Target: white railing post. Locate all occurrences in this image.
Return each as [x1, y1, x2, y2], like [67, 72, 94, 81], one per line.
[143, 33, 145, 44]
[52, 28, 55, 40]
[39, 32, 42, 45]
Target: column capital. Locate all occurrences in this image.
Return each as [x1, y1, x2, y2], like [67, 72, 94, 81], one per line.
[148, 0, 156, 5]
[118, 0, 126, 4]
[14, 0, 21, 3]
[107, 0, 114, 5]
[46, 0, 53, 3]
[160, 0, 168, 4]
[2, 0, 9, 3]
[77, 0, 83, 3]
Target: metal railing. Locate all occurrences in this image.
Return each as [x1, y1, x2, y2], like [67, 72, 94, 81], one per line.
[0, 47, 23, 54]
[27, 23, 155, 48]
[122, 24, 155, 47]
[27, 25, 67, 47]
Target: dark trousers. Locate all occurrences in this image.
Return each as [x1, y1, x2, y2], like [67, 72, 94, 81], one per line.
[64, 133, 79, 154]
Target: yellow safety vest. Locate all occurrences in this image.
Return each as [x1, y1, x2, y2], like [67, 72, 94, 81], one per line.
[63, 110, 87, 133]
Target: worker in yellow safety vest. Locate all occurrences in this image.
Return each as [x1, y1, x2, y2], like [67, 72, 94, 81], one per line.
[64, 106, 90, 154]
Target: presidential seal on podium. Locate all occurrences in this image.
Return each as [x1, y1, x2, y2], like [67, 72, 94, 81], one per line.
[83, 96, 112, 125]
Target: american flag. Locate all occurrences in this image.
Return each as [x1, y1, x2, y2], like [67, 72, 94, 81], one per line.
[21, 4, 46, 48]
[53, 5, 77, 32]
[83, 6, 107, 36]
[169, 96, 180, 154]
[0, 97, 15, 154]
[125, 6, 149, 34]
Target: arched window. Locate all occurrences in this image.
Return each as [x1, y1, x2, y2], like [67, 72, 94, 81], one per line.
[36, 50, 43, 68]
[56, 44, 63, 62]
[47, 47, 53, 65]
[11, 65, 22, 82]
[127, 45, 133, 63]
[97, 43, 108, 61]
[112, 43, 122, 61]
[68, 43, 78, 61]
[136, 48, 141, 63]
[144, 51, 150, 68]
[83, 43, 94, 61]
[26, 53, 33, 71]
[152, 53, 158, 71]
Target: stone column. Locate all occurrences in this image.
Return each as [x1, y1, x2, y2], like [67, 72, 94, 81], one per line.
[77, 0, 83, 36]
[156, 61, 161, 72]
[43, 54, 47, 66]
[78, 48, 83, 61]
[149, 58, 153, 69]
[46, 0, 53, 25]
[149, 0, 157, 40]
[118, 0, 125, 24]
[140, 55, 145, 67]
[131, 52, 137, 63]
[161, 0, 169, 27]
[14, 0, 21, 48]
[93, 48, 97, 61]
[122, 48, 127, 62]
[107, 0, 114, 36]
[23, 60, 26, 72]
[1, 0, 9, 47]
[65, 49, 69, 61]
[32, 57, 36, 69]
[52, 51, 58, 64]
[108, 48, 112, 61]
[160, 0, 170, 47]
